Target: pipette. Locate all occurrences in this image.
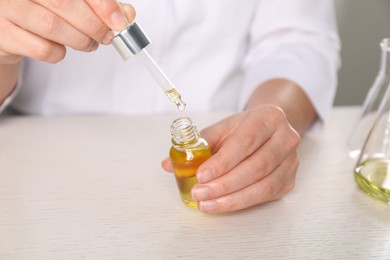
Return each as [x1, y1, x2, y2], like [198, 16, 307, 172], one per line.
[112, 22, 186, 111]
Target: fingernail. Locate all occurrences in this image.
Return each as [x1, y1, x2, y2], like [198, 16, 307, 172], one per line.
[89, 41, 99, 52]
[197, 169, 213, 183]
[102, 31, 114, 45]
[111, 11, 127, 29]
[191, 186, 210, 201]
[199, 200, 217, 212]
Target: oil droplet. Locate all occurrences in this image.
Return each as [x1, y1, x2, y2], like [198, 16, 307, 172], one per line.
[165, 88, 186, 112]
[176, 99, 186, 112]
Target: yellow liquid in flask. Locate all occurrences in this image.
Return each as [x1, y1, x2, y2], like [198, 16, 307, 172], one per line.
[354, 158, 390, 204]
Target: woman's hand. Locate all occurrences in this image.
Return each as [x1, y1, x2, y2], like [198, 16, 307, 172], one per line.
[162, 104, 301, 213]
[0, 0, 135, 64]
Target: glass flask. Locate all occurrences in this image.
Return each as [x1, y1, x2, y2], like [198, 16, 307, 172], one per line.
[348, 38, 390, 158]
[354, 76, 390, 204]
[169, 117, 212, 208]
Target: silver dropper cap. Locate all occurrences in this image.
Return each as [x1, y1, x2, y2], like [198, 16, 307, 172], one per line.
[112, 22, 151, 60]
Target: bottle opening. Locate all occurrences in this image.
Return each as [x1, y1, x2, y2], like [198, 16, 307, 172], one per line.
[170, 117, 199, 144]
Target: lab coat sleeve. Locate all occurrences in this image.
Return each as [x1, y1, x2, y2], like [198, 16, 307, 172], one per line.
[238, 0, 341, 129]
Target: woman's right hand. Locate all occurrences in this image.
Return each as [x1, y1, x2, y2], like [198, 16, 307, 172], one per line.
[0, 0, 135, 65]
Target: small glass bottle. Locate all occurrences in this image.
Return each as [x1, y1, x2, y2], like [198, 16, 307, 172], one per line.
[354, 75, 390, 204]
[169, 117, 212, 208]
[348, 38, 390, 158]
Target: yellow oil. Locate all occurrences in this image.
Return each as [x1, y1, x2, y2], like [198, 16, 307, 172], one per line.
[165, 88, 186, 111]
[354, 158, 390, 204]
[170, 145, 211, 208]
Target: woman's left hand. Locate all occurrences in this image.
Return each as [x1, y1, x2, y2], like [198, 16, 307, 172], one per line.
[162, 104, 301, 213]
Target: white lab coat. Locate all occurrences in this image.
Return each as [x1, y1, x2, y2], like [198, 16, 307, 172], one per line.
[3, 0, 340, 126]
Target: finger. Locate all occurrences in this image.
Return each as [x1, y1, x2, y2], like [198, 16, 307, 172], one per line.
[32, 0, 108, 43]
[199, 115, 235, 154]
[0, 18, 66, 63]
[161, 157, 174, 173]
[121, 3, 137, 22]
[6, 0, 97, 52]
[198, 153, 299, 213]
[192, 128, 300, 201]
[85, 0, 135, 31]
[197, 109, 284, 183]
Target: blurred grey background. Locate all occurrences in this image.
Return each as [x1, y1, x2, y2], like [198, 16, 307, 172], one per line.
[335, 0, 390, 105]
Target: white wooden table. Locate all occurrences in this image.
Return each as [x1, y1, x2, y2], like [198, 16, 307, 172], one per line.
[1, 107, 389, 259]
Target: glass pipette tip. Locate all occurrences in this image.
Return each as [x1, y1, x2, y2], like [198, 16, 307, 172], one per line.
[136, 49, 186, 111]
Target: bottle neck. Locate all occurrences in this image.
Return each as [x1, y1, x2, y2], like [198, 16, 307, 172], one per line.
[380, 38, 390, 75]
[170, 117, 200, 146]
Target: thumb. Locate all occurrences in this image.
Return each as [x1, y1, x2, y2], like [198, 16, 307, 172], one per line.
[85, 0, 135, 31]
[120, 3, 137, 23]
[200, 117, 233, 154]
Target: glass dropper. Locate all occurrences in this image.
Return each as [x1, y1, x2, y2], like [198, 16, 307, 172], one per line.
[136, 49, 186, 111]
[111, 22, 186, 111]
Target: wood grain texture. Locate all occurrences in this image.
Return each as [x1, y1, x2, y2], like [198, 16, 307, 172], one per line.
[0, 108, 389, 259]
